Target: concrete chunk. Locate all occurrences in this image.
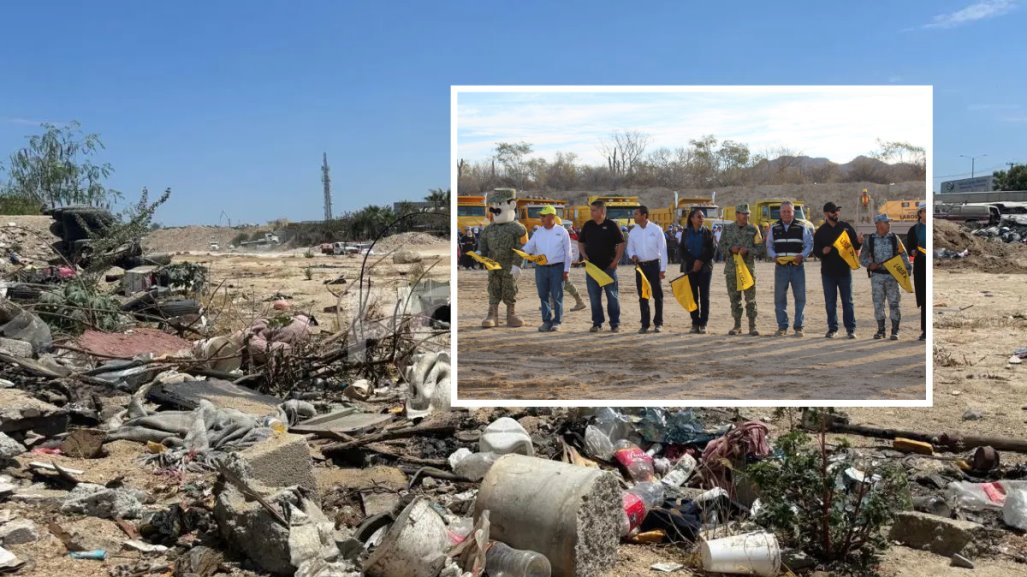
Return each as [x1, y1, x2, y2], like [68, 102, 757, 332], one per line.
[60, 483, 146, 519]
[889, 511, 986, 556]
[0, 337, 32, 359]
[238, 432, 316, 493]
[0, 389, 68, 437]
[0, 519, 39, 545]
[0, 433, 26, 460]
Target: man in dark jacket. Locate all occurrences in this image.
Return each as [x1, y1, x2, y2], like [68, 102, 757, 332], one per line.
[906, 203, 927, 341]
[813, 202, 862, 339]
[679, 208, 716, 333]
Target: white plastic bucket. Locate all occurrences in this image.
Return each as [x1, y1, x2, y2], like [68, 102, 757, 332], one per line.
[364, 497, 450, 577]
[700, 531, 781, 577]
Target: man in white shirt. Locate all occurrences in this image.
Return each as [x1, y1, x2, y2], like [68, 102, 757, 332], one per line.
[521, 205, 572, 332]
[626, 205, 668, 333]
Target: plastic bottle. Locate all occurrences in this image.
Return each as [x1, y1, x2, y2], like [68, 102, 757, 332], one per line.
[620, 482, 665, 537]
[485, 541, 552, 577]
[453, 452, 498, 481]
[583, 408, 632, 460]
[661, 454, 698, 488]
[613, 439, 655, 482]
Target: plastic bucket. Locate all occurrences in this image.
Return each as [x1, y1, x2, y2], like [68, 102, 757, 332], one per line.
[700, 531, 781, 577]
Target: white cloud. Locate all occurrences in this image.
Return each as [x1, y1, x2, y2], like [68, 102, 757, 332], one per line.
[922, 0, 1017, 29]
[456, 88, 931, 166]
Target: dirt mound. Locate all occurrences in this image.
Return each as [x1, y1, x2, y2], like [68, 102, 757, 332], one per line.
[934, 219, 1027, 273]
[143, 226, 269, 253]
[0, 215, 60, 265]
[376, 232, 448, 252]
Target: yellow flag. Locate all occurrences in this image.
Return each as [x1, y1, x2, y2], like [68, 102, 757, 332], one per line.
[832, 229, 861, 270]
[583, 260, 614, 287]
[898, 238, 908, 255]
[775, 256, 797, 266]
[918, 246, 926, 254]
[467, 251, 502, 271]
[670, 274, 698, 312]
[883, 254, 913, 293]
[733, 253, 754, 291]
[635, 265, 652, 299]
[512, 248, 548, 265]
[753, 227, 763, 245]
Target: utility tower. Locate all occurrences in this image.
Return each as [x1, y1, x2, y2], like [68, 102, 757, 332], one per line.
[322, 152, 333, 221]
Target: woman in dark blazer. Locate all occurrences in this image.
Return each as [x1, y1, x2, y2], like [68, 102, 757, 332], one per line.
[679, 208, 716, 333]
[906, 204, 927, 341]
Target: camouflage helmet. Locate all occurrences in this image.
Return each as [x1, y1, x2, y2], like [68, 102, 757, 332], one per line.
[488, 188, 517, 205]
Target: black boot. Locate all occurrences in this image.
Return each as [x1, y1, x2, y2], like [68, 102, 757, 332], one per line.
[873, 320, 886, 340]
[890, 320, 900, 341]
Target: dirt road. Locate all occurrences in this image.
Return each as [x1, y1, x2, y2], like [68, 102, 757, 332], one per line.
[457, 261, 926, 401]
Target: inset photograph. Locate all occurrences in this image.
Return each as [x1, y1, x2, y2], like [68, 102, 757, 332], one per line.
[453, 86, 931, 403]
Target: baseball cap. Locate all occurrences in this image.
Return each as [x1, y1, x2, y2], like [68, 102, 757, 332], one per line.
[823, 202, 841, 212]
[874, 213, 890, 223]
[538, 205, 557, 216]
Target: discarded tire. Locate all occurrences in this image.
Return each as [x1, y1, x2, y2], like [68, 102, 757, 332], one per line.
[6, 284, 42, 302]
[120, 291, 157, 312]
[156, 300, 201, 318]
[474, 454, 621, 577]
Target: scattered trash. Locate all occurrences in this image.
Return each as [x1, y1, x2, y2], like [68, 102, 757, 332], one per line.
[69, 549, 108, 560]
[650, 561, 684, 572]
[480, 417, 534, 456]
[485, 541, 551, 577]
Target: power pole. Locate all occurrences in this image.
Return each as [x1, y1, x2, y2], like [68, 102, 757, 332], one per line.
[322, 152, 333, 221]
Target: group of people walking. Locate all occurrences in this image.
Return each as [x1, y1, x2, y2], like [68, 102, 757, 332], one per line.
[516, 199, 928, 341]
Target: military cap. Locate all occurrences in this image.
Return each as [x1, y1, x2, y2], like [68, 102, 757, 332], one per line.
[735, 203, 750, 214]
[488, 188, 517, 204]
[874, 213, 890, 223]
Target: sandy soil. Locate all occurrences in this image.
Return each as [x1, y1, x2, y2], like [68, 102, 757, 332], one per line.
[168, 244, 449, 335]
[457, 261, 926, 401]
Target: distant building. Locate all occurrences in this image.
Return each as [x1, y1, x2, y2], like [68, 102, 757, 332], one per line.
[939, 176, 995, 194]
[393, 201, 442, 213]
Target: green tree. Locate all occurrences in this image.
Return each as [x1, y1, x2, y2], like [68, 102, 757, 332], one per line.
[350, 205, 395, 240]
[1, 122, 121, 209]
[993, 163, 1027, 191]
[870, 139, 926, 179]
[425, 187, 450, 211]
[495, 142, 532, 188]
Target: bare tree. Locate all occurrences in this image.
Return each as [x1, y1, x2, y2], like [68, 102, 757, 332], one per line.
[599, 130, 650, 177]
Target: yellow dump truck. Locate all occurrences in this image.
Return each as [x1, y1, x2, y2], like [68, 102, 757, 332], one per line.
[517, 197, 569, 232]
[878, 200, 923, 222]
[670, 192, 722, 228]
[456, 195, 489, 231]
[570, 195, 643, 229]
[722, 199, 810, 238]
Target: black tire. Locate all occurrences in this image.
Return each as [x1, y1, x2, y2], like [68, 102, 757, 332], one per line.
[156, 299, 201, 318]
[49, 221, 64, 238]
[120, 291, 157, 312]
[6, 284, 41, 301]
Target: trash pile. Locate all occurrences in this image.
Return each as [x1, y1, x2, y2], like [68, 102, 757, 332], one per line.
[934, 218, 1027, 272]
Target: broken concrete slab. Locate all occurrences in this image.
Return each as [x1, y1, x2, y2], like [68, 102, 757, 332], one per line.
[313, 465, 408, 493]
[0, 388, 68, 437]
[360, 492, 401, 517]
[215, 484, 337, 576]
[60, 428, 105, 458]
[0, 432, 26, 460]
[0, 337, 32, 359]
[60, 482, 147, 520]
[56, 517, 126, 552]
[0, 519, 39, 545]
[238, 432, 317, 492]
[889, 511, 988, 556]
[291, 409, 393, 436]
[148, 378, 282, 417]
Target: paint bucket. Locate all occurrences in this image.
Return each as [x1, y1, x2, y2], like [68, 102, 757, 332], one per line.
[700, 531, 781, 577]
[364, 497, 450, 577]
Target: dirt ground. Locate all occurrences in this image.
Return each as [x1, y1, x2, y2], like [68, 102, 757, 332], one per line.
[166, 240, 449, 336]
[456, 261, 926, 401]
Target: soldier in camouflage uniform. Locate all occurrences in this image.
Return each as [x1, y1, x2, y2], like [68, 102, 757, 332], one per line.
[478, 188, 528, 328]
[859, 213, 910, 340]
[719, 204, 763, 335]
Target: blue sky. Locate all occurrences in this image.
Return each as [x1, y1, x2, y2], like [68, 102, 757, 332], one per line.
[457, 87, 931, 166]
[1, 1, 1024, 226]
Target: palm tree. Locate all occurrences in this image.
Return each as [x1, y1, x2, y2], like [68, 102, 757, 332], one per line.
[425, 188, 450, 212]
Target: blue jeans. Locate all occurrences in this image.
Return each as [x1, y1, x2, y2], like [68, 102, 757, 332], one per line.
[536, 264, 564, 327]
[585, 265, 620, 328]
[822, 273, 855, 333]
[774, 263, 806, 330]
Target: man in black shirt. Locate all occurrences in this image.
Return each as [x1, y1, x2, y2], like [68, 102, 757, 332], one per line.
[813, 202, 863, 339]
[578, 200, 625, 332]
